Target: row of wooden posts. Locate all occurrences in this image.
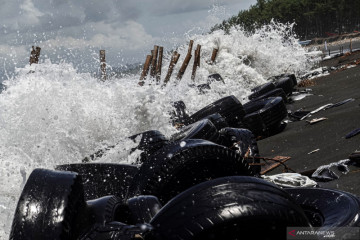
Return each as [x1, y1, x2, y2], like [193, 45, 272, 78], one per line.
[28, 42, 219, 84]
[139, 41, 219, 86]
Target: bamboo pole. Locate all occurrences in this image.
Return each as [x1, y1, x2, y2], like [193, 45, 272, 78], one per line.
[210, 48, 218, 64]
[150, 45, 159, 78]
[139, 54, 153, 85]
[29, 46, 41, 65]
[100, 50, 106, 81]
[156, 46, 163, 83]
[176, 40, 194, 81]
[191, 44, 201, 81]
[163, 51, 180, 86]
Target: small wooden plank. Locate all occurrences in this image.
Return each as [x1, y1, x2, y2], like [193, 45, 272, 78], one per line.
[139, 54, 153, 83]
[176, 40, 194, 81]
[150, 45, 159, 78]
[191, 44, 201, 81]
[163, 51, 180, 85]
[99, 50, 106, 81]
[260, 156, 291, 175]
[156, 46, 163, 83]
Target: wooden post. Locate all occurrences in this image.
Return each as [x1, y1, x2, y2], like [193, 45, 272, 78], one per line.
[210, 48, 218, 64]
[150, 46, 159, 78]
[191, 44, 201, 81]
[156, 46, 163, 83]
[329, 49, 331, 56]
[100, 50, 106, 81]
[163, 51, 180, 86]
[176, 40, 194, 81]
[29, 46, 41, 65]
[139, 54, 153, 85]
[350, 39, 353, 53]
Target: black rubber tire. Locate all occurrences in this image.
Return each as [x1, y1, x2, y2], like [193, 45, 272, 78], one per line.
[86, 195, 124, 225]
[268, 73, 297, 86]
[129, 130, 169, 164]
[170, 119, 220, 143]
[189, 95, 246, 128]
[218, 127, 261, 174]
[170, 101, 191, 126]
[249, 82, 276, 100]
[148, 176, 311, 240]
[274, 76, 294, 95]
[197, 83, 211, 94]
[207, 73, 225, 84]
[242, 97, 288, 136]
[55, 163, 139, 201]
[126, 195, 162, 224]
[128, 139, 254, 203]
[285, 188, 360, 229]
[252, 88, 287, 103]
[10, 168, 86, 240]
[201, 112, 229, 130]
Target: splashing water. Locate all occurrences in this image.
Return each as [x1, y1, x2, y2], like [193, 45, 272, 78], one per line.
[0, 22, 321, 237]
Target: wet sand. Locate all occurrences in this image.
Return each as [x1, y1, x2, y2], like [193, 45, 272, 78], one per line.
[257, 64, 360, 195]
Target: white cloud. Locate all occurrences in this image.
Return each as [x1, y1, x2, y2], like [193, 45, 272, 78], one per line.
[41, 21, 157, 51]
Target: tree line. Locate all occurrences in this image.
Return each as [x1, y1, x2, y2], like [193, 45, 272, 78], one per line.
[211, 0, 360, 39]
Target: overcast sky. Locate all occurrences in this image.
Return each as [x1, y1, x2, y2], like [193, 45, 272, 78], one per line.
[0, 0, 256, 79]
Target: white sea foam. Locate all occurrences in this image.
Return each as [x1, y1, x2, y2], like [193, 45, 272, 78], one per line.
[0, 22, 321, 237]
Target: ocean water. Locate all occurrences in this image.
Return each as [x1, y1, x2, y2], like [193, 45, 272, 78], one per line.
[0, 22, 321, 238]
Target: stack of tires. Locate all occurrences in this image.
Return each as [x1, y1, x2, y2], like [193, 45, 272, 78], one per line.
[11, 168, 360, 240]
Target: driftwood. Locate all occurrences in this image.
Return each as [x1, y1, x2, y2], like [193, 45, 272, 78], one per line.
[176, 40, 194, 81]
[99, 50, 106, 81]
[156, 46, 163, 83]
[191, 44, 201, 81]
[139, 55, 153, 85]
[29, 46, 41, 65]
[163, 51, 180, 86]
[150, 46, 159, 78]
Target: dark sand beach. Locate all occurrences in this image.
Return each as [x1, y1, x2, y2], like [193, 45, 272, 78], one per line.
[258, 59, 360, 195]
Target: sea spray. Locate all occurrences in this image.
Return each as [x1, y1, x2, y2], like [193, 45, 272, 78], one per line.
[0, 22, 321, 237]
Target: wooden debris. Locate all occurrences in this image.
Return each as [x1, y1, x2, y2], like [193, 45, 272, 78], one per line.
[99, 50, 106, 81]
[29, 46, 41, 65]
[308, 149, 320, 154]
[163, 51, 180, 86]
[156, 46, 163, 83]
[176, 40, 194, 81]
[260, 156, 291, 175]
[306, 117, 328, 125]
[191, 44, 201, 81]
[139, 55, 153, 84]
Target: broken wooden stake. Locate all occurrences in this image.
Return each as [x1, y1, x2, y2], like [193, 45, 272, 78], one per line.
[29, 46, 41, 65]
[163, 51, 180, 86]
[139, 54, 153, 85]
[156, 46, 163, 83]
[176, 40, 194, 81]
[191, 44, 201, 81]
[210, 48, 218, 64]
[150, 45, 159, 78]
[100, 50, 106, 81]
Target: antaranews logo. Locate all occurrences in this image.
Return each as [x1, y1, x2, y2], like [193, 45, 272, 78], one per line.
[286, 227, 360, 240]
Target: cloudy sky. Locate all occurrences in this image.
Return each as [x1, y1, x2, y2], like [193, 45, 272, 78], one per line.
[0, 0, 256, 79]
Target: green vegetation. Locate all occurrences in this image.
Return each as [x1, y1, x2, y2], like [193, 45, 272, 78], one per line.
[212, 0, 360, 39]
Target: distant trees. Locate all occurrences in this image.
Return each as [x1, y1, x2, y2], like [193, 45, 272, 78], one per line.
[211, 0, 360, 39]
